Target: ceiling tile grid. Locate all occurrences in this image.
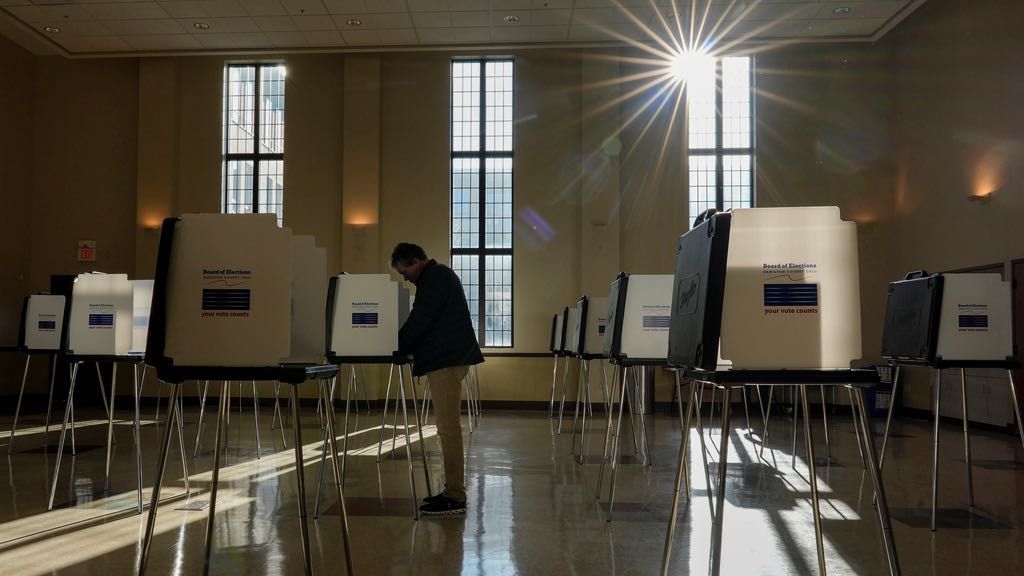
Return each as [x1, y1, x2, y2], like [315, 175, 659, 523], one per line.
[0, 0, 925, 55]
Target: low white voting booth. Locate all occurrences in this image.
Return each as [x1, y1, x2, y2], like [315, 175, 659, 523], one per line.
[327, 274, 409, 359]
[566, 305, 582, 356]
[9, 294, 67, 454]
[322, 272, 428, 519]
[565, 295, 612, 464]
[66, 273, 134, 357]
[604, 273, 673, 363]
[880, 270, 1021, 533]
[21, 294, 65, 351]
[662, 208, 897, 576]
[138, 214, 349, 576]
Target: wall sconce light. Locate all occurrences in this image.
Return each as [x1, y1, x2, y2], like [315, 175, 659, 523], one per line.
[967, 191, 994, 205]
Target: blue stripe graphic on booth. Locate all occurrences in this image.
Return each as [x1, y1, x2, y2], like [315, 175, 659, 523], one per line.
[764, 284, 818, 307]
[352, 313, 379, 325]
[958, 315, 988, 328]
[642, 316, 671, 328]
[88, 314, 114, 326]
[202, 289, 251, 311]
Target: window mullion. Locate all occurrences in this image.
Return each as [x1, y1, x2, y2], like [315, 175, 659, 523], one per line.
[477, 63, 487, 344]
[253, 66, 262, 214]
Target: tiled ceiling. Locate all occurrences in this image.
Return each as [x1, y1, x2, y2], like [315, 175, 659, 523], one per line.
[0, 0, 927, 57]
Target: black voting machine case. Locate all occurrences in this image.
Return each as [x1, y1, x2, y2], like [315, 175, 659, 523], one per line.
[667, 210, 732, 372]
[603, 273, 628, 360]
[880, 271, 944, 364]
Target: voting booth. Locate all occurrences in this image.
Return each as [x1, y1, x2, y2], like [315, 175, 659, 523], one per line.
[603, 273, 673, 365]
[323, 272, 427, 519]
[566, 295, 611, 463]
[47, 271, 148, 514]
[548, 306, 570, 419]
[596, 274, 672, 515]
[288, 236, 327, 364]
[137, 214, 349, 576]
[879, 270, 1022, 533]
[8, 294, 66, 454]
[662, 208, 898, 576]
[326, 274, 409, 360]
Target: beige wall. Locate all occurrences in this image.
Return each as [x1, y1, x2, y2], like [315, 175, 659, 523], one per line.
[3, 0, 1021, 407]
[0, 34, 34, 381]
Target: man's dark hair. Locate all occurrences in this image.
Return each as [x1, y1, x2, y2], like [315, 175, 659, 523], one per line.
[391, 243, 428, 268]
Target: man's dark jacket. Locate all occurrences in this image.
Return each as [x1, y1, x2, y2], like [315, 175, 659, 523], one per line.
[398, 259, 484, 377]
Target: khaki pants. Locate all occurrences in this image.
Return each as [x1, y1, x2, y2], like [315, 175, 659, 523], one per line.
[427, 365, 469, 503]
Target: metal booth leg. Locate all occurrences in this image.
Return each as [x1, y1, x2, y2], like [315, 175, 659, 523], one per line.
[47, 362, 80, 511]
[406, 364, 433, 497]
[202, 381, 233, 576]
[318, 378, 355, 576]
[8, 355, 31, 454]
[133, 365, 144, 513]
[959, 368, 974, 508]
[820, 385, 832, 462]
[548, 355, 559, 418]
[931, 369, 942, 532]
[604, 364, 630, 522]
[44, 354, 58, 441]
[1008, 370, 1024, 451]
[557, 356, 572, 433]
[251, 381, 261, 459]
[595, 365, 621, 500]
[137, 383, 182, 575]
[376, 364, 395, 463]
[801, 386, 827, 576]
[193, 380, 210, 458]
[879, 366, 902, 470]
[570, 358, 586, 458]
[852, 386, 902, 576]
[398, 365, 420, 519]
[104, 364, 119, 491]
[709, 385, 733, 576]
[287, 384, 313, 575]
[313, 375, 338, 519]
[661, 375, 695, 576]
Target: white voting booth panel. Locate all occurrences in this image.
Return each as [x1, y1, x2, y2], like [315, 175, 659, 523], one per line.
[566, 305, 582, 355]
[935, 274, 1012, 361]
[288, 235, 327, 364]
[131, 280, 153, 355]
[719, 207, 862, 369]
[571, 296, 608, 356]
[164, 214, 292, 366]
[329, 274, 409, 357]
[68, 273, 133, 356]
[24, 295, 65, 351]
[611, 275, 673, 360]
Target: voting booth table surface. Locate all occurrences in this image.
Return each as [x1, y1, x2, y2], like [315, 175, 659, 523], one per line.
[663, 208, 901, 576]
[322, 273, 430, 520]
[138, 215, 349, 576]
[8, 294, 65, 454]
[880, 271, 1024, 532]
[595, 274, 673, 519]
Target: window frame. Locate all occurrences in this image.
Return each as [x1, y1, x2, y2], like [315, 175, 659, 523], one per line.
[450, 58, 515, 348]
[222, 62, 286, 225]
[687, 56, 756, 222]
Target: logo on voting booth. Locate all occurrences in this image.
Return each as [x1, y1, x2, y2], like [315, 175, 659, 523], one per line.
[957, 304, 989, 332]
[202, 289, 251, 311]
[763, 284, 819, 307]
[352, 313, 379, 326]
[641, 305, 671, 331]
[88, 313, 114, 327]
[38, 320, 57, 331]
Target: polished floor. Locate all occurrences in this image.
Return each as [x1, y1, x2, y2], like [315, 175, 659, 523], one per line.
[0, 385, 1022, 575]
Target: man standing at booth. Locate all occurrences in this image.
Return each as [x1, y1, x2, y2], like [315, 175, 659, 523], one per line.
[391, 243, 484, 516]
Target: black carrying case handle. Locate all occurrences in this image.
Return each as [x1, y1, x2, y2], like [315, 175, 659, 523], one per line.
[904, 270, 930, 280]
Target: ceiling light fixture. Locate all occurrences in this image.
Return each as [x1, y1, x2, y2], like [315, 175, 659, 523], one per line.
[346, 18, 362, 26]
[44, 25, 60, 33]
[503, 15, 519, 24]
[193, 22, 210, 30]
[833, 7, 852, 16]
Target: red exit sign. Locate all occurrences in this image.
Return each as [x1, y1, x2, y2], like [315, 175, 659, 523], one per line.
[77, 240, 96, 262]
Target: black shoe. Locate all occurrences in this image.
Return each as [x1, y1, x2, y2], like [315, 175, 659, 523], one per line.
[422, 493, 446, 504]
[419, 496, 466, 517]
